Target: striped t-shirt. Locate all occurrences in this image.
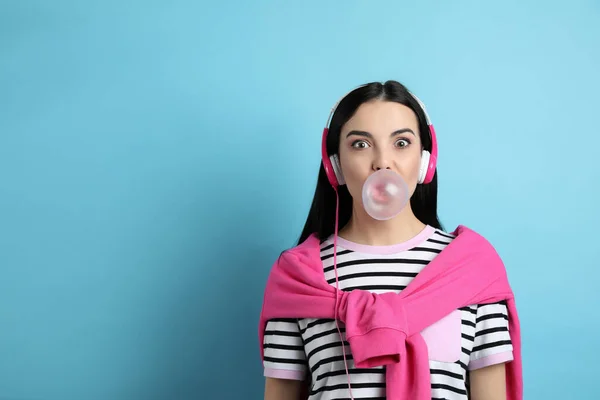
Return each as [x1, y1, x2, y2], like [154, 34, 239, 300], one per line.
[263, 225, 514, 400]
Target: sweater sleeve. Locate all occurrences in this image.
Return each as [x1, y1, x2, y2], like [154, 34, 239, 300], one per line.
[468, 301, 514, 370]
[263, 318, 308, 380]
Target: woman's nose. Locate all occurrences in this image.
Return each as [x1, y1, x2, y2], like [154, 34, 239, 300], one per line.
[373, 151, 393, 171]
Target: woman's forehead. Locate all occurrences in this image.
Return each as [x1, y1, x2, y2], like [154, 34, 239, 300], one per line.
[343, 100, 419, 132]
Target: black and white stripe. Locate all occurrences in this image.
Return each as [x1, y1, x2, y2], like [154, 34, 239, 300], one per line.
[263, 229, 513, 400]
[263, 319, 307, 374]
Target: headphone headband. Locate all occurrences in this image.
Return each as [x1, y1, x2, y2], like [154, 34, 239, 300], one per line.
[324, 85, 433, 130]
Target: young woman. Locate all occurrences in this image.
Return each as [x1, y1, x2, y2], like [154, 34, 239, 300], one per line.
[259, 80, 521, 400]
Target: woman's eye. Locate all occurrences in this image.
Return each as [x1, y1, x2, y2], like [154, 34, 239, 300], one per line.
[351, 140, 370, 149]
[395, 139, 411, 148]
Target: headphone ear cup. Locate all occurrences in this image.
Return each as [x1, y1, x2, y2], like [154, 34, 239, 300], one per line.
[330, 154, 345, 186]
[418, 150, 431, 184]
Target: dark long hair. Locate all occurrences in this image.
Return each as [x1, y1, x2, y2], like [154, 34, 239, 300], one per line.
[298, 80, 443, 244]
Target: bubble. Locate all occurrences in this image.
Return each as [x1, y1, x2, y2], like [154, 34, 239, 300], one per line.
[362, 169, 409, 220]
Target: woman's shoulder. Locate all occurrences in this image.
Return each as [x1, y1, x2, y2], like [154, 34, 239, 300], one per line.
[285, 233, 322, 256]
[270, 233, 323, 271]
[430, 227, 457, 241]
[447, 225, 498, 247]
[446, 225, 507, 274]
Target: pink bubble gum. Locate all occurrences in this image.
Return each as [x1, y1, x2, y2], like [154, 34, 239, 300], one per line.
[362, 169, 409, 220]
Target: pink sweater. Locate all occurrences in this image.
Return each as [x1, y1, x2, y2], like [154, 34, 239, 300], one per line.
[258, 225, 523, 400]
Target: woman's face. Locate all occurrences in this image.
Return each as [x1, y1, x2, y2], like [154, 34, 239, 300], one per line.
[338, 100, 423, 208]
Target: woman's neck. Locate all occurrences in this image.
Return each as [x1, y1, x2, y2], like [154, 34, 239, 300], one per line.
[338, 203, 427, 246]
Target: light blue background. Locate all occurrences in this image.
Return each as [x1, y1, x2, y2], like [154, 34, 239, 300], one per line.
[1, 1, 598, 399]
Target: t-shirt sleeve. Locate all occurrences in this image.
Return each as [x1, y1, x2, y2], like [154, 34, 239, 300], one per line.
[468, 301, 514, 371]
[263, 318, 308, 381]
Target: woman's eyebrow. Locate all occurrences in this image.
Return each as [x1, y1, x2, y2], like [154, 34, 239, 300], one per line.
[391, 128, 415, 137]
[346, 130, 373, 139]
[346, 128, 415, 138]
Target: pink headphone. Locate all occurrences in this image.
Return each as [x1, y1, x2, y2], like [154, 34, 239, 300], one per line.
[321, 88, 438, 189]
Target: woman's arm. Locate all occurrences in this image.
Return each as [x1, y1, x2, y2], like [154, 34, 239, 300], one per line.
[262, 318, 309, 399]
[469, 363, 507, 400]
[264, 377, 308, 400]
